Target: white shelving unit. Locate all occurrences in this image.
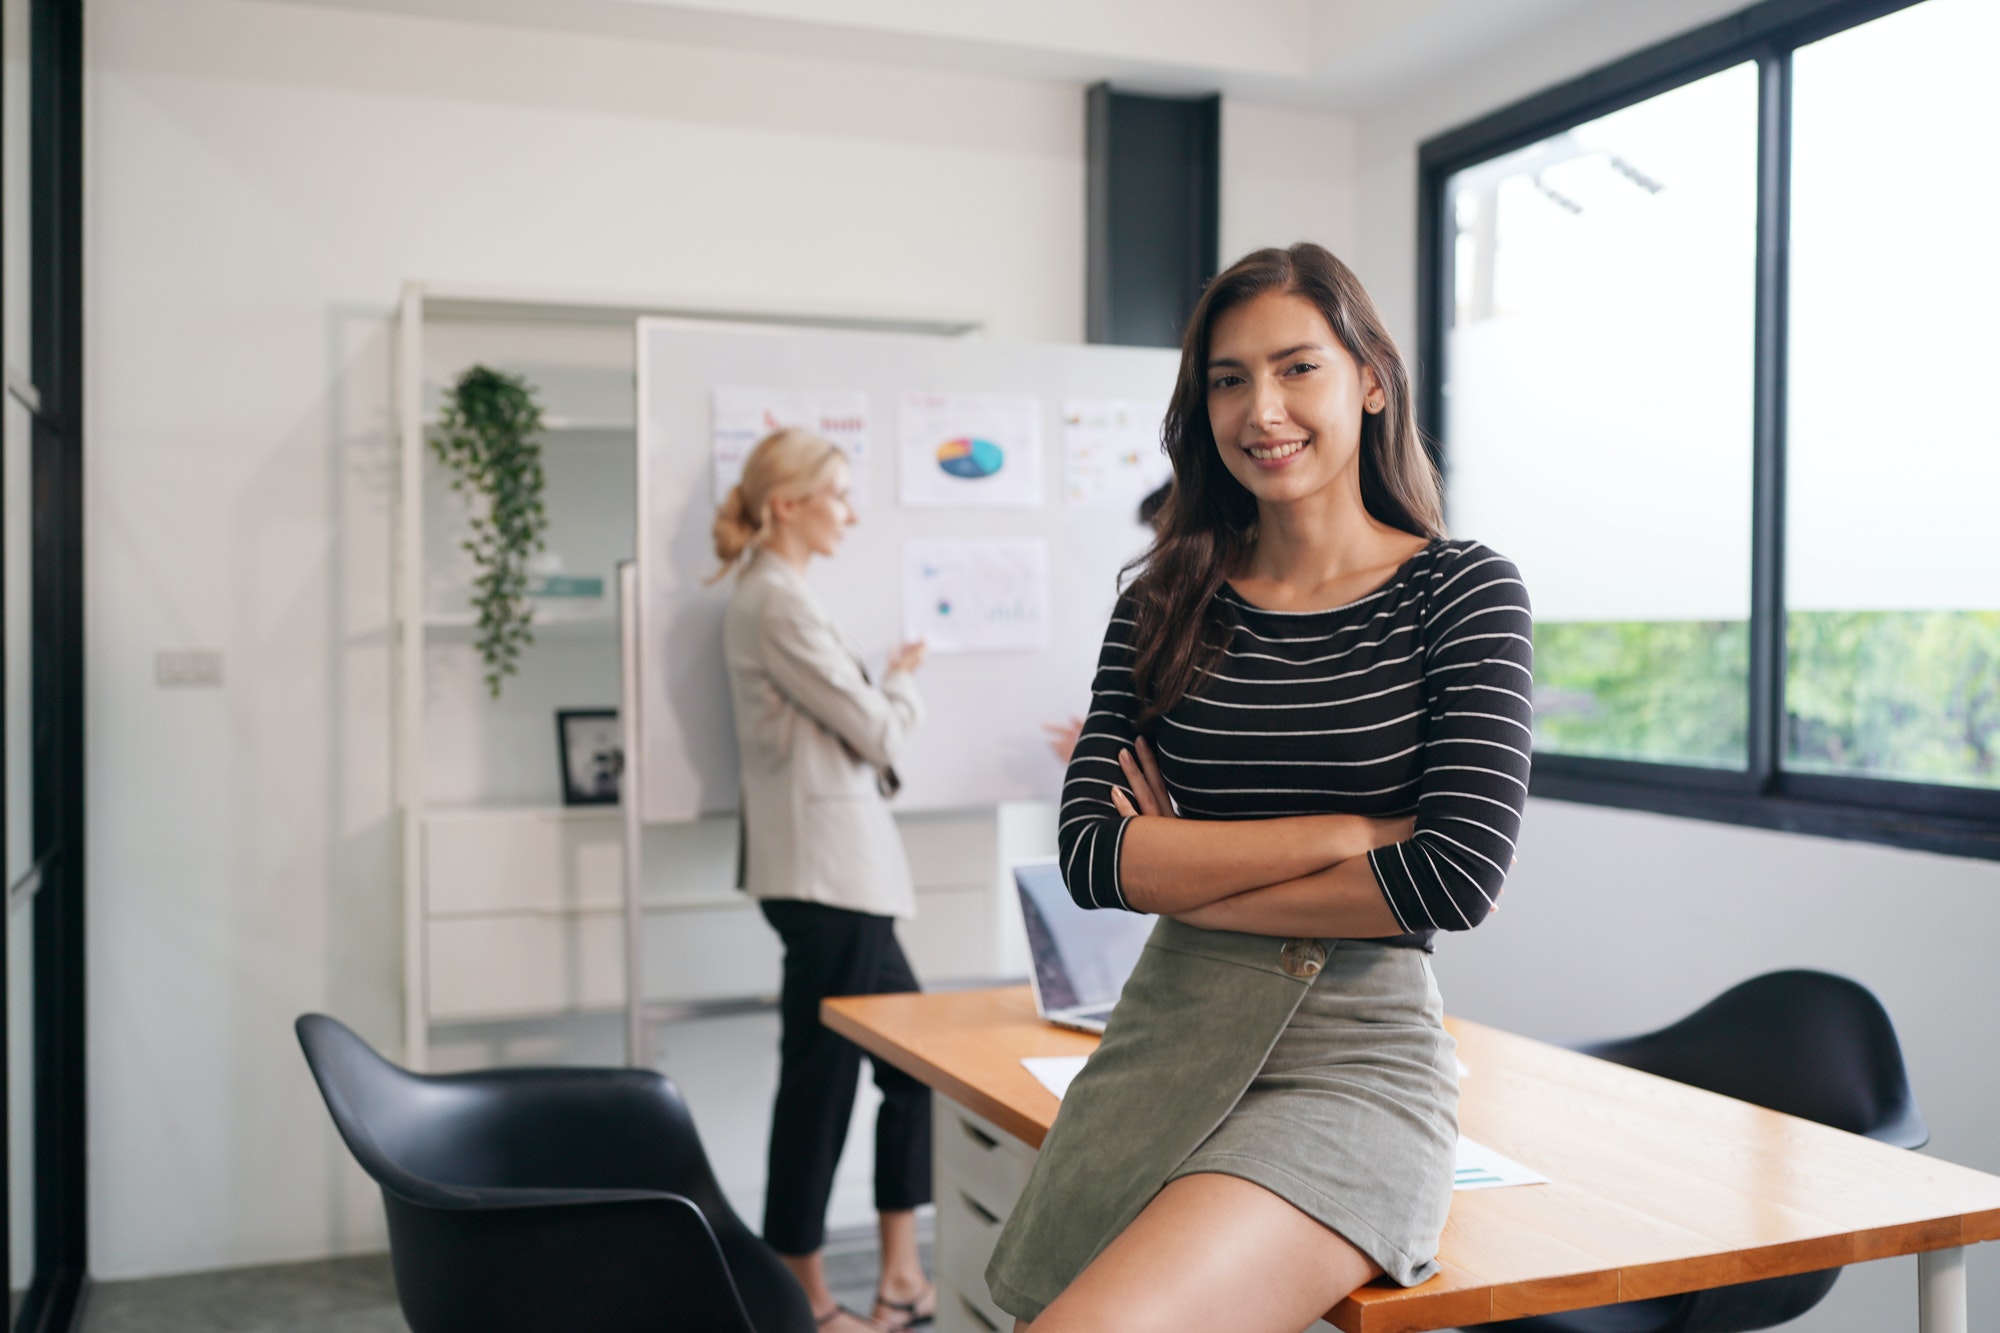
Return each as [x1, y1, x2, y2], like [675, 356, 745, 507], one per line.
[392, 283, 1002, 1068]
[395, 283, 647, 1066]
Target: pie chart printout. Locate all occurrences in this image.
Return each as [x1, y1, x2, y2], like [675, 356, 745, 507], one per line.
[937, 437, 1005, 480]
[898, 392, 1043, 507]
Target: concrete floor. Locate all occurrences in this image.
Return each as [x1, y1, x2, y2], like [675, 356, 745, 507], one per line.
[79, 1229, 923, 1332]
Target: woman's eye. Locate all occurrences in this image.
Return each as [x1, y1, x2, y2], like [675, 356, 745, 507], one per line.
[1285, 361, 1320, 376]
[1209, 373, 1244, 390]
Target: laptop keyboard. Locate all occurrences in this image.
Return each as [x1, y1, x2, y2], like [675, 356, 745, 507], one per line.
[1074, 1008, 1113, 1025]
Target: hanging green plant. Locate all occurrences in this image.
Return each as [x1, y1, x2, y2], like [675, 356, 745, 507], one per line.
[433, 365, 549, 697]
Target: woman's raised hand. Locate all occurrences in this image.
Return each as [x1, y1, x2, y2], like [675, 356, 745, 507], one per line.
[1110, 736, 1176, 819]
[1043, 716, 1085, 765]
[886, 639, 928, 676]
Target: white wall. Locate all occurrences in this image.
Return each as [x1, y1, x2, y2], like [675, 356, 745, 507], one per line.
[85, 0, 1089, 1280]
[1220, 99, 1357, 265]
[1351, 5, 2000, 1329]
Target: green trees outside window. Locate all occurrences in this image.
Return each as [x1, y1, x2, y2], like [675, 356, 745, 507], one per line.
[1532, 613, 2000, 789]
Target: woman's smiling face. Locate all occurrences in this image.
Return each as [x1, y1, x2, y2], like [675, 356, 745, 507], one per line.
[1204, 289, 1384, 510]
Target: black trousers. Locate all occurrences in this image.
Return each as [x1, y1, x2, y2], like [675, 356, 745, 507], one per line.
[759, 898, 933, 1256]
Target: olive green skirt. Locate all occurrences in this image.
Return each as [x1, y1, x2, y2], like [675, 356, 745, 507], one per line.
[985, 919, 1458, 1322]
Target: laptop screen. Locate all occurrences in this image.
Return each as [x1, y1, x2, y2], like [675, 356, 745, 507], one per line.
[1014, 861, 1153, 1011]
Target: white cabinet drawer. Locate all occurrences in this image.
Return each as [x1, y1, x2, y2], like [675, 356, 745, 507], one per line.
[898, 810, 997, 887]
[427, 913, 623, 1019]
[935, 1099, 1035, 1219]
[935, 1179, 1011, 1332]
[900, 885, 999, 983]
[635, 900, 782, 1002]
[933, 1097, 1033, 1333]
[424, 808, 621, 915]
[938, 1278, 1008, 1333]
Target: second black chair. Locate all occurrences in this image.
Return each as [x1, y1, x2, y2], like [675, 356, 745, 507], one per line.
[296, 1013, 816, 1333]
[1473, 968, 1928, 1333]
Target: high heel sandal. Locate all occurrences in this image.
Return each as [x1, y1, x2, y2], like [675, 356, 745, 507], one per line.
[871, 1284, 935, 1331]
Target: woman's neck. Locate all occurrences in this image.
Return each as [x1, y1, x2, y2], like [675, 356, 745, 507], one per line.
[760, 529, 813, 573]
[1234, 484, 1428, 611]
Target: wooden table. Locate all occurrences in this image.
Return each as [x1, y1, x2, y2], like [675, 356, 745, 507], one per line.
[825, 986, 2000, 1333]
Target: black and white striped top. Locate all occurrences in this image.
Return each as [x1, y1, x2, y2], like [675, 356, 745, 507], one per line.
[1058, 539, 1533, 950]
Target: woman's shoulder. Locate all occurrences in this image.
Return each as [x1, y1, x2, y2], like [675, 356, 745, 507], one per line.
[1421, 539, 1530, 616]
[1424, 537, 1520, 577]
[737, 554, 814, 606]
[1102, 588, 1169, 647]
[728, 557, 825, 637]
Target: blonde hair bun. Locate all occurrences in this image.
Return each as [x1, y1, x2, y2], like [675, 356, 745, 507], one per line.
[711, 484, 757, 566]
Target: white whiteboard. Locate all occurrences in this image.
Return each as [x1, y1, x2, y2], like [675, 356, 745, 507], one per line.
[636, 318, 1180, 822]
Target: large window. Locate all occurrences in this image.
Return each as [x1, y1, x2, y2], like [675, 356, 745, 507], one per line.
[1443, 65, 1759, 770]
[1784, 0, 2000, 791]
[1421, 0, 1999, 856]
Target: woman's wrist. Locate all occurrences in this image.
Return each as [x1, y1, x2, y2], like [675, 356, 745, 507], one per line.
[1310, 814, 1379, 865]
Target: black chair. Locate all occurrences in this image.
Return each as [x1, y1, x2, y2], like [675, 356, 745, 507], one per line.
[296, 1013, 815, 1333]
[1474, 969, 1928, 1333]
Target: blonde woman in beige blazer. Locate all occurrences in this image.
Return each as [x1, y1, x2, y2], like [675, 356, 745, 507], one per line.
[712, 427, 935, 1333]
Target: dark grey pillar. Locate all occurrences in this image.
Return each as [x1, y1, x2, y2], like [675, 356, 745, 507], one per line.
[1086, 84, 1220, 348]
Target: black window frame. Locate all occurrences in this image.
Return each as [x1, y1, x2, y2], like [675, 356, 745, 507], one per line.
[1416, 0, 2000, 862]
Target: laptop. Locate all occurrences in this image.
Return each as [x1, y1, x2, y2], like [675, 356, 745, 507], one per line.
[1014, 859, 1155, 1034]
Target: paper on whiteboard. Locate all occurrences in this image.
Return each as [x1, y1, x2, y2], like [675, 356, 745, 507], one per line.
[904, 538, 1051, 654]
[1453, 1137, 1550, 1190]
[1062, 399, 1171, 509]
[1020, 1055, 1547, 1192]
[711, 387, 871, 505]
[898, 392, 1043, 508]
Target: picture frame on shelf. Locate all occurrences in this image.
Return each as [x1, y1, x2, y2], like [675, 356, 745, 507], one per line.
[556, 708, 623, 805]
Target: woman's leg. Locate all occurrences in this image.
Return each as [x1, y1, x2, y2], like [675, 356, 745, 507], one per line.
[759, 901, 877, 1331]
[775, 1252, 873, 1331]
[865, 924, 935, 1327]
[1024, 1173, 1382, 1333]
[876, 1207, 931, 1324]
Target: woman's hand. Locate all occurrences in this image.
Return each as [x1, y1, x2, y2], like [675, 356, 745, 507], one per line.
[886, 639, 928, 676]
[1109, 736, 1175, 819]
[1042, 717, 1084, 765]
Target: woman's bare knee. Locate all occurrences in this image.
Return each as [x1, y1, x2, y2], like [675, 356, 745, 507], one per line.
[1027, 1174, 1379, 1333]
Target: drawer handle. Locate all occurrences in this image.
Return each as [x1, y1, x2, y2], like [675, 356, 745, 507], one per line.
[959, 1189, 1000, 1226]
[959, 1293, 1001, 1332]
[960, 1119, 999, 1151]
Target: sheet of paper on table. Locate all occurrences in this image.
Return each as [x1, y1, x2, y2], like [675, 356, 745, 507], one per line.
[1020, 1055, 1089, 1101]
[1019, 1055, 1548, 1191]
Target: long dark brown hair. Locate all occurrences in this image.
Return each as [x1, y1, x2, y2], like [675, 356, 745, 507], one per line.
[1124, 243, 1445, 723]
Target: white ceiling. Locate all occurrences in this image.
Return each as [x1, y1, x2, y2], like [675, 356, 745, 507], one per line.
[259, 0, 1614, 109]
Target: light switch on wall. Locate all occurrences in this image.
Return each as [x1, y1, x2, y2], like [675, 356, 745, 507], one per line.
[156, 649, 224, 687]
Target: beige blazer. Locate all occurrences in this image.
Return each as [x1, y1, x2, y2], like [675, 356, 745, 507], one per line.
[722, 551, 922, 918]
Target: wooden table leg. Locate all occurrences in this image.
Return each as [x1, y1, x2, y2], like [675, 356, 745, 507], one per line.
[1919, 1247, 1966, 1333]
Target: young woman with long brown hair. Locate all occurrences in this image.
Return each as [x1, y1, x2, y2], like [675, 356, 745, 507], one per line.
[985, 244, 1533, 1332]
